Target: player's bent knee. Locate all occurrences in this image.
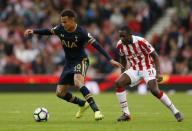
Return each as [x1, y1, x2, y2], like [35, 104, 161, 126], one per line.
[115, 80, 125, 88]
[147, 80, 161, 98]
[56, 91, 68, 98]
[74, 76, 84, 88]
[56, 86, 67, 98]
[150, 88, 162, 98]
[150, 89, 158, 97]
[56, 90, 63, 98]
[115, 81, 121, 88]
[74, 80, 81, 88]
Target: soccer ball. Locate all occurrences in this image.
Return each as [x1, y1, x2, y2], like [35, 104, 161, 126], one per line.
[33, 107, 49, 122]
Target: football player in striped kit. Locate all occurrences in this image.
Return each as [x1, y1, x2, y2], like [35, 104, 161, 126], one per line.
[115, 26, 183, 122]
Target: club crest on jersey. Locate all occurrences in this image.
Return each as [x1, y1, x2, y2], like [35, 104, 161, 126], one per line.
[61, 40, 77, 48]
[75, 35, 78, 42]
[60, 34, 64, 38]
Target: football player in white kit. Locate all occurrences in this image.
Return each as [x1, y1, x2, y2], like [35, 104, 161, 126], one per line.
[115, 26, 183, 122]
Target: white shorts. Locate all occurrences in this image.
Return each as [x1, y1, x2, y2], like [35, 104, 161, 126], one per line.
[123, 68, 156, 87]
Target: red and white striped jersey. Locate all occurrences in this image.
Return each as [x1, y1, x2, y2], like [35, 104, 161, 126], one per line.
[116, 35, 155, 70]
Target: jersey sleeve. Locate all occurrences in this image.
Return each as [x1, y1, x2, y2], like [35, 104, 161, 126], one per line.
[141, 39, 155, 54]
[81, 28, 96, 44]
[87, 32, 96, 44]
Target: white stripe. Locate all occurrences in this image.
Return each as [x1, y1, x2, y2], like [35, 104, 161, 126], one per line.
[123, 45, 133, 68]
[135, 42, 141, 53]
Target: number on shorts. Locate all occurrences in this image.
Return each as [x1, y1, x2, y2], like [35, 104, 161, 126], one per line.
[148, 69, 154, 76]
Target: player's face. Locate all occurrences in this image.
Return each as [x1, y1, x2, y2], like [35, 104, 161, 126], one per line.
[119, 30, 132, 45]
[61, 16, 75, 31]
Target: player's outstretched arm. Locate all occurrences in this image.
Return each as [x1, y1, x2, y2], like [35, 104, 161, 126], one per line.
[91, 41, 123, 68]
[24, 28, 53, 37]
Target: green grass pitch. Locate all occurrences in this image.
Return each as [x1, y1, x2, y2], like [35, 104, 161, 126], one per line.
[0, 92, 191, 131]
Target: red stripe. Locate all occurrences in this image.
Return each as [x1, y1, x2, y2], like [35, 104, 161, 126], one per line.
[117, 44, 134, 69]
[140, 40, 151, 52]
[117, 44, 123, 50]
[116, 87, 125, 92]
[138, 41, 151, 69]
[158, 90, 164, 99]
[126, 45, 136, 70]
[132, 43, 143, 70]
[117, 44, 124, 56]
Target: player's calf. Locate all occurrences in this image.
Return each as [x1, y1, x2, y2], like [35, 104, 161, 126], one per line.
[57, 91, 86, 106]
[79, 86, 100, 112]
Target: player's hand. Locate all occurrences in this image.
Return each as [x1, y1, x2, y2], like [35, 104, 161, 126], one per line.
[110, 59, 124, 68]
[156, 74, 163, 83]
[24, 29, 34, 37]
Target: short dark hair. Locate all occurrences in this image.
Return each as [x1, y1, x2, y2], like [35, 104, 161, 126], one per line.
[60, 9, 76, 18]
[119, 26, 132, 34]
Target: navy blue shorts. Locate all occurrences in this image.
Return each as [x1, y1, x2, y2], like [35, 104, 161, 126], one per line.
[58, 58, 89, 85]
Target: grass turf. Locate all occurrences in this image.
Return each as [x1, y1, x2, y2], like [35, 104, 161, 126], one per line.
[0, 92, 191, 131]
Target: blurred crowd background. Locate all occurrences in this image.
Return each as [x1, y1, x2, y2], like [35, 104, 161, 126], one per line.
[0, 0, 192, 77]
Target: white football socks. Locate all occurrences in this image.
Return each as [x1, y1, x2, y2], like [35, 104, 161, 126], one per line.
[116, 90, 130, 115]
[160, 92, 179, 114]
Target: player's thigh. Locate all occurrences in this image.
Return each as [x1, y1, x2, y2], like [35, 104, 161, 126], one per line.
[142, 68, 159, 90]
[59, 67, 75, 85]
[116, 73, 131, 87]
[74, 73, 85, 88]
[124, 68, 141, 87]
[74, 58, 89, 77]
[147, 79, 159, 90]
[73, 58, 89, 88]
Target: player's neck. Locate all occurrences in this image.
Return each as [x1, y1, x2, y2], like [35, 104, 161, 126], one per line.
[127, 35, 133, 44]
[68, 24, 77, 32]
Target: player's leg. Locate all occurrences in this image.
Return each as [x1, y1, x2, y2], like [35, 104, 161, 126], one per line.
[115, 68, 141, 121]
[56, 84, 86, 107]
[56, 69, 87, 108]
[115, 73, 132, 121]
[144, 69, 183, 122]
[147, 80, 183, 122]
[74, 59, 103, 120]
